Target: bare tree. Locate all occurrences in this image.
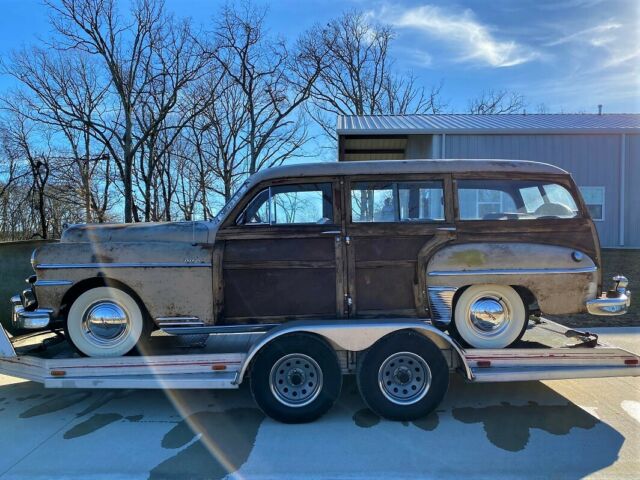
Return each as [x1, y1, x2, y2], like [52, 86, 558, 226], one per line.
[467, 89, 525, 114]
[305, 11, 445, 138]
[212, 3, 326, 175]
[44, 0, 213, 222]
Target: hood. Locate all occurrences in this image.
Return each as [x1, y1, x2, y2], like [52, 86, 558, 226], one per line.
[60, 221, 214, 244]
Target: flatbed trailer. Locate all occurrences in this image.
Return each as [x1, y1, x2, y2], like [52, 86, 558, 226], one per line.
[1, 318, 638, 422]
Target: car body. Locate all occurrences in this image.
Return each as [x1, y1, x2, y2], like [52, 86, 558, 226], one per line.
[11, 159, 631, 355]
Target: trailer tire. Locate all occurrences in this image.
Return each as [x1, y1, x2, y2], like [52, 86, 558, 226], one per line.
[65, 287, 151, 358]
[357, 331, 449, 421]
[249, 333, 342, 423]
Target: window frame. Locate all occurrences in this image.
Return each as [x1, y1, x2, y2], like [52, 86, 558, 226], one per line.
[578, 186, 606, 222]
[452, 174, 586, 222]
[346, 175, 452, 225]
[231, 180, 338, 228]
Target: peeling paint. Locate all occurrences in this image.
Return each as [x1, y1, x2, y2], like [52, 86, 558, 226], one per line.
[450, 250, 486, 267]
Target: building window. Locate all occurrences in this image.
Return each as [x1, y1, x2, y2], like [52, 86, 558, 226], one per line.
[579, 186, 605, 221]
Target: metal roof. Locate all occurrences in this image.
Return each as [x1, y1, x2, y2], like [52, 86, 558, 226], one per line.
[249, 159, 567, 186]
[337, 114, 640, 135]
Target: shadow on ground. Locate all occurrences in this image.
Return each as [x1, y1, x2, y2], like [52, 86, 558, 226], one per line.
[0, 374, 626, 479]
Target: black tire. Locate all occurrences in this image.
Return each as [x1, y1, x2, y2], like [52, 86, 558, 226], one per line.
[249, 333, 342, 423]
[357, 330, 449, 421]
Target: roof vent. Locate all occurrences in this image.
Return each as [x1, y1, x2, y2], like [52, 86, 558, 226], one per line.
[598, 104, 603, 115]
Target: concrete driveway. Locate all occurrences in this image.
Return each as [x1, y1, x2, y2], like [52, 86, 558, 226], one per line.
[0, 328, 638, 480]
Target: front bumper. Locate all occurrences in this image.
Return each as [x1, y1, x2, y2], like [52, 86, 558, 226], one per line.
[10, 295, 51, 330]
[586, 275, 631, 316]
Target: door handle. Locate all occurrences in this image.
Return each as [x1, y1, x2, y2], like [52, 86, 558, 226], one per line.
[321, 230, 341, 235]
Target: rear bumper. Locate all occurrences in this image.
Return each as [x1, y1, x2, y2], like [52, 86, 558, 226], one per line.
[11, 295, 51, 330]
[586, 292, 630, 316]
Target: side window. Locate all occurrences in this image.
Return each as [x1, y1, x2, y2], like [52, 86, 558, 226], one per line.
[237, 183, 333, 225]
[457, 179, 579, 220]
[351, 181, 445, 223]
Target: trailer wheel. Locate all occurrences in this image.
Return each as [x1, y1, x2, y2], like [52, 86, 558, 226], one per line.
[249, 333, 342, 423]
[65, 287, 151, 357]
[357, 331, 449, 421]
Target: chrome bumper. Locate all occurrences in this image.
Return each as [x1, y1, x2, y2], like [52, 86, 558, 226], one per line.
[10, 295, 51, 330]
[586, 275, 631, 316]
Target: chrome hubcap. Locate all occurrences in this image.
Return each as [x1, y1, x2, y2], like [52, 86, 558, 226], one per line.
[270, 354, 323, 408]
[378, 352, 431, 405]
[468, 296, 510, 337]
[81, 301, 130, 347]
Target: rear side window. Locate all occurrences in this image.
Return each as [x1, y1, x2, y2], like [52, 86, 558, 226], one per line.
[351, 181, 445, 223]
[457, 179, 579, 220]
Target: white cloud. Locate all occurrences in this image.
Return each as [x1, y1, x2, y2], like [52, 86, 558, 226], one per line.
[379, 5, 539, 68]
[546, 21, 622, 47]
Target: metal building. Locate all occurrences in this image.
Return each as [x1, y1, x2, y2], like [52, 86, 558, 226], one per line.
[336, 114, 640, 248]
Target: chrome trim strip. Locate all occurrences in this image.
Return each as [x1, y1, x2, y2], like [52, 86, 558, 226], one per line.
[162, 324, 278, 336]
[36, 262, 210, 270]
[428, 266, 597, 277]
[156, 316, 204, 327]
[427, 287, 457, 326]
[34, 280, 73, 287]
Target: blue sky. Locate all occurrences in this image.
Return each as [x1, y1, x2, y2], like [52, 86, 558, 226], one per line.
[0, 0, 638, 113]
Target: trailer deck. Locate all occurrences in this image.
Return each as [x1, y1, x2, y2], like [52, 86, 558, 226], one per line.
[1, 318, 638, 391]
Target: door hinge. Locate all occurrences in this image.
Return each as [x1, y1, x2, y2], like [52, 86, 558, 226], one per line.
[344, 294, 353, 315]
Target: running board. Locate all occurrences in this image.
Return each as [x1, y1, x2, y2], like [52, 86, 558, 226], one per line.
[466, 346, 640, 382]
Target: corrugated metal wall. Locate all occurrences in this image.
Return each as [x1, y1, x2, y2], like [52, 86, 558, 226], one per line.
[624, 135, 640, 247]
[443, 134, 625, 247]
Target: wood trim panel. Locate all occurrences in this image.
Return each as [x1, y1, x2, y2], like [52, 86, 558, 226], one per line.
[224, 260, 335, 270]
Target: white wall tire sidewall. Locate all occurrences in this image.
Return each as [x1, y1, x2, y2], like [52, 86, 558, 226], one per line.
[454, 284, 525, 349]
[67, 287, 144, 357]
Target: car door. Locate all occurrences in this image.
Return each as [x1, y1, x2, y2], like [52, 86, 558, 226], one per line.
[215, 178, 346, 325]
[344, 175, 454, 318]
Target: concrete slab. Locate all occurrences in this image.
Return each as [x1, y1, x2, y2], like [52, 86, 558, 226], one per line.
[0, 328, 638, 479]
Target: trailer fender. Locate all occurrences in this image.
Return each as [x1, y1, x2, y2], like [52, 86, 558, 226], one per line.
[236, 319, 472, 384]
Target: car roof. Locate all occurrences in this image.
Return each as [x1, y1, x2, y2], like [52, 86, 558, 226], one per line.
[249, 159, 567, 185]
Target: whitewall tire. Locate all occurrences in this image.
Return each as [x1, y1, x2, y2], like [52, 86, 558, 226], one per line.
[453, 284, 527, 349]
[66, 287, 148, 357]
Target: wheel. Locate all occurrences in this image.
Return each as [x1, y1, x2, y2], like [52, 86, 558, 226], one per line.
[249, 333, 342, 423]
[356, 331, 449, 421]
[65, 286, 151, 357]
[452, 284, 527, 349]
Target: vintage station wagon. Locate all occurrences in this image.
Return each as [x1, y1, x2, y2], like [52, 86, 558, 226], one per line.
[12, 160, 630, 358]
